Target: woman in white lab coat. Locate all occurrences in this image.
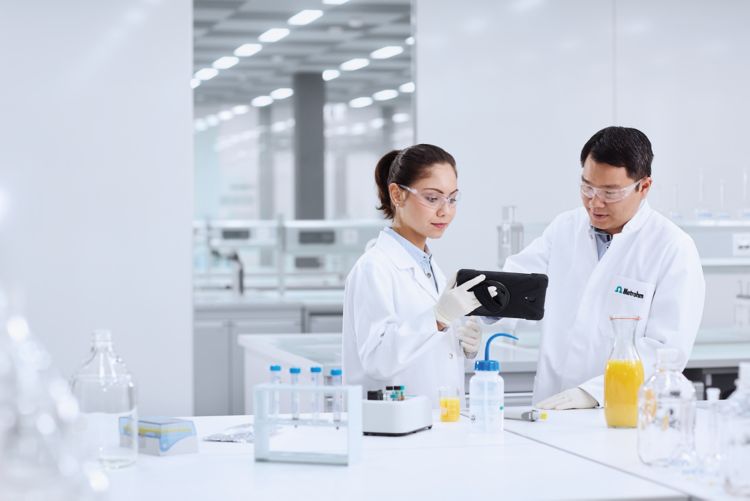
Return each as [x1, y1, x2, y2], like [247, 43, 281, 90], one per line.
[342, 144, 487, 405]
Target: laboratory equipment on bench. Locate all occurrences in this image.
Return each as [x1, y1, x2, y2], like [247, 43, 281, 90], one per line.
[362, 388, 432, 436]
[469, 333, 518, 433]
[253, 381, 362, 465]
[70, 329, 138, 468]
[637, 348, 696, 467]
[439, 386, 461, 422]
[723, 361, 750, 497]
[604, 315, 644, 429]
[505, 406, 548, 422]
[455, 269, 548, 320]
[136, 418, 197, 456]
[697, 387, 722, 481]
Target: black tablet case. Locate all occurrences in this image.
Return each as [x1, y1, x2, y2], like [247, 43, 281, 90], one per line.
[455, 269, 549, 320]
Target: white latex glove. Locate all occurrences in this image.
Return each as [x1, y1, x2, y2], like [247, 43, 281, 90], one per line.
[536, 387, 598, 410]
[434, 273, 485, 326]
[456, 318, 482, 357]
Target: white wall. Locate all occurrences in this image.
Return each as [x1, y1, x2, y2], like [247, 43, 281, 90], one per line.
[0, 1, 193, 415]
[416, 0, 750, 272]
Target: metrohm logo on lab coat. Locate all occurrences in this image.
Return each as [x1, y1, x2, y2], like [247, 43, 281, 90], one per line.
[614, 285, 645, 299]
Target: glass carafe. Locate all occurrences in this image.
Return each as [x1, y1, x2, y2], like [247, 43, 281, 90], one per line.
[604, 315, 644, 428]
[70, 330, 137, 468]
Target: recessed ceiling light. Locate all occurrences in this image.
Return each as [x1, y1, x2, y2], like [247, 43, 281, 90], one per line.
[251, 95, 274, 107]
[369, 118, 385, 129]
[349, 97, 373, 108]
[259, 28, 290, 43]
[212, 56, 239, 70]
[322, 69, 340, 81]
[218, 110, 234, 121]
[370, 46, 403, 59]
[405, 36, 415, 46]
[205, 115, 219, 126]
[190, 78, 201, 89]
[399, 82, 415, 93]
[234, 43, 262, 57]
[340, 58, 369, 71]
[194, 68, 219, 81]
[194, 119, 207, 131]
[288, 10, 323, 26]
[373, 89, 398, 101]
[232, 105, 250, 115]
[270, 88, 294, 100]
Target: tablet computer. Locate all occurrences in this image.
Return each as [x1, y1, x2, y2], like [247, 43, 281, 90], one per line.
[456, 269, 549, 320]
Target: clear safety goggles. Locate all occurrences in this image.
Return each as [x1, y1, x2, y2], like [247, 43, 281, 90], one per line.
[580, 178, 644, 203]
[399, 185, 460, 210]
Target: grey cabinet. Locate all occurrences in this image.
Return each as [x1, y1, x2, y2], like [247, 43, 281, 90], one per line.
[194, 319, 232, 416]
[193, 303, 303, 416]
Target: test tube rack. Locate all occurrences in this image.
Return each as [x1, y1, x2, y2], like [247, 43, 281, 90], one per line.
[253, 383, 363, 465]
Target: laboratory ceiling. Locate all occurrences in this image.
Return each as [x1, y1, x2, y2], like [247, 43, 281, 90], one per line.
[193, 0, 413, 109]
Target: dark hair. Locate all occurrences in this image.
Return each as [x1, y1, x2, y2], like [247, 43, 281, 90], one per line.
[580, 126, 653, 180]
[374, 144, 456, 219]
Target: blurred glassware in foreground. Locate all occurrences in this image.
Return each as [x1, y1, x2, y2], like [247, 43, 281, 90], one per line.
[0, 297, 108, 500]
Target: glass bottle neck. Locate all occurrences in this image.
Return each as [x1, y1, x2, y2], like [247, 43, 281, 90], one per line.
[609, 317, 640, 361]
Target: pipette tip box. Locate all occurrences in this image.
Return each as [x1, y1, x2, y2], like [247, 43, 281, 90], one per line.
[133, 417, 198, 456]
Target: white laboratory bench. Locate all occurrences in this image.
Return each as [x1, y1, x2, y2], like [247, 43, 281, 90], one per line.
[504, 408, 735, 500]
[106, 413, 688, 501]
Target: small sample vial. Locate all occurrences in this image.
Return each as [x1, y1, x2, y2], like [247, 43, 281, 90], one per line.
[269, 365, 282, 418]
[290, 367, 301, 420]
[330, 368, 343, 422]
[310, 366, 322, 420]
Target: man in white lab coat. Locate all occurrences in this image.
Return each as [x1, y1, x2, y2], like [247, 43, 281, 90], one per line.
[502, 126, 705, 409]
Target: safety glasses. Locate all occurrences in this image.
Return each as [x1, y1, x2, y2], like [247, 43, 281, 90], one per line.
[398, 185, 460, 210]
[580, 178, 644, 203]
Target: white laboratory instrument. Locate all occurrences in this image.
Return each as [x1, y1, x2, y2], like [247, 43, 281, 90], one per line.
[362, 395, 432, 436]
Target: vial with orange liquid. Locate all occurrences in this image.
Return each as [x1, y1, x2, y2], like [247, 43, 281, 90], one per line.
[439, 386, 461, 422]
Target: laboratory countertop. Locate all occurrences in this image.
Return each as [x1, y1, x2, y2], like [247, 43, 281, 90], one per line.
[504, 408, 735, 500]
[106, 414, 686, 501]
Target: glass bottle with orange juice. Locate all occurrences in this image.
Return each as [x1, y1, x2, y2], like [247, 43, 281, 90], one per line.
[604, 315, 644, 428]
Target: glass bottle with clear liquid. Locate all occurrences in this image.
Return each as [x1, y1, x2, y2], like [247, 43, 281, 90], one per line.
[637, 348, 696, 467]
[70, 330, 137, 468]
[604, 315, 644, 428]
[723, 362, 750, 496]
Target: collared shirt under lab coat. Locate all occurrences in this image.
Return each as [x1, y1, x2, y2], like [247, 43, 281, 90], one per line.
[501, 201, 705, 405]
[342, 230, 466, 406]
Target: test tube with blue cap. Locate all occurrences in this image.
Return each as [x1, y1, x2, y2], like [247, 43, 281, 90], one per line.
[269, 365, 282, 418]
[330, 368, 343, 422]
[310, 366, 322, 420]
[290, 367, 301, 420]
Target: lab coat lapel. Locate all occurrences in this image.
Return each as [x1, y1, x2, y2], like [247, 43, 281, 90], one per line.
[375, 231, 440, 302]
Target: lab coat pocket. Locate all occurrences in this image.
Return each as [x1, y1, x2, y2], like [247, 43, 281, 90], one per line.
[604, 275, 655, 337]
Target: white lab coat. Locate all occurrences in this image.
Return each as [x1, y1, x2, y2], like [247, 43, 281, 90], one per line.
[342, 230, 466, 406]
[501, 201, 705, 405]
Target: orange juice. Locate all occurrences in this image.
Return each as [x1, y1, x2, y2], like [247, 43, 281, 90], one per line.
[440, 397, 461, 422]
[604, 359, 644, 428]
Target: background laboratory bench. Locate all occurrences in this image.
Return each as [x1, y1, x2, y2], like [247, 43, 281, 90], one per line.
[105, 409, 735, 500]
